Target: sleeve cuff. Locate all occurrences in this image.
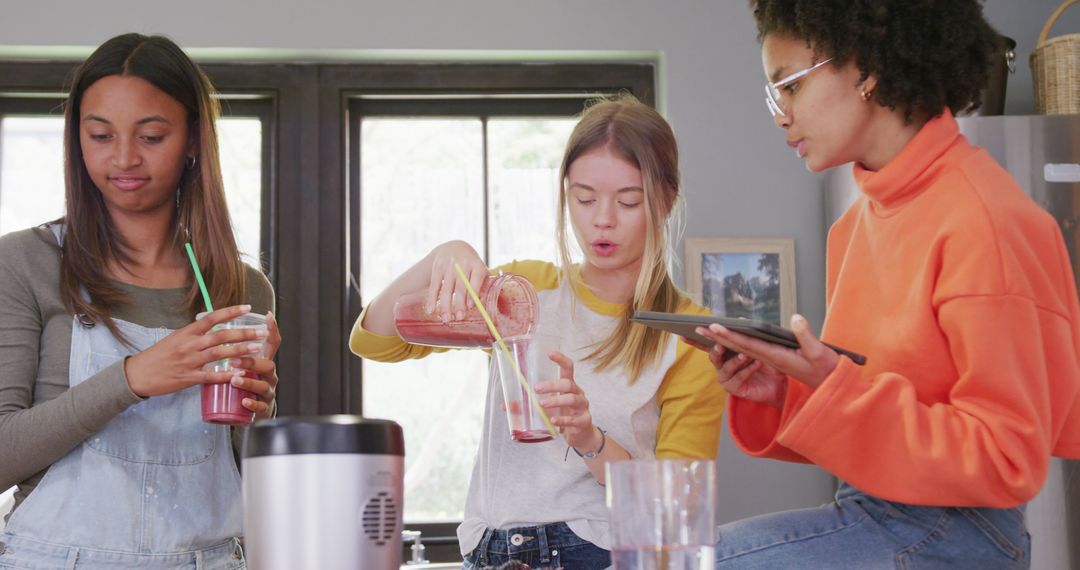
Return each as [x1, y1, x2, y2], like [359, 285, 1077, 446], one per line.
[68, 359, 143, 435]
[349, 306, 409, 358]
[776, 355, 862, 454]
[727, 395, 786, 456]
[116, 356, 146, 403]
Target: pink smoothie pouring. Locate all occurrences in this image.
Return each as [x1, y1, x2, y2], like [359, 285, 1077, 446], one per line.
[393, 273, 538, 348]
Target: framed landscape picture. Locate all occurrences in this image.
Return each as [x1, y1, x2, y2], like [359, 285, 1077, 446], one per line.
[684, 237, 796, 326]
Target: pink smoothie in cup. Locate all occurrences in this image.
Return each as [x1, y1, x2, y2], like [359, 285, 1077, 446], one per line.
[197, 312, 267, 425]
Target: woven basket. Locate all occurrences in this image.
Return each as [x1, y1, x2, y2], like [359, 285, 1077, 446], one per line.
[1031, 0, 1080, 115]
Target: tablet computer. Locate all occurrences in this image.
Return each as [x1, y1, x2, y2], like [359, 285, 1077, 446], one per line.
[631, 310, 867, 365]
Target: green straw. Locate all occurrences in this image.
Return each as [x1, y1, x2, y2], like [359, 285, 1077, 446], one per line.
[184, 242, 215, 312]
[454, 263, 557, 437]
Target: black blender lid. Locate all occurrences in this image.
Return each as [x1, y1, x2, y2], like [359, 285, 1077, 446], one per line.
[242, 414, 404, 458]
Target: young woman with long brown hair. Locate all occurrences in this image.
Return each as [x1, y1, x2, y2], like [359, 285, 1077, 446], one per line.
[351, 95, 726, 569]
[0, 33, 279, 568]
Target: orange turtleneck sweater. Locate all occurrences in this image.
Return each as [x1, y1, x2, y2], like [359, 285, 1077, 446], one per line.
[728, 110, 1080, 508]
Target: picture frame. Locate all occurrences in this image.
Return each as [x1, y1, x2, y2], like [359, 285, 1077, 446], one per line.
[684, 238, 796, 326]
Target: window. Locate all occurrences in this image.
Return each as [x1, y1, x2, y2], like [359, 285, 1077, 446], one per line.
[354, 105, 578, 522]
[0, 93, 270, 269]
[0, 114, 64, 234]
[335, 67, 653, 554]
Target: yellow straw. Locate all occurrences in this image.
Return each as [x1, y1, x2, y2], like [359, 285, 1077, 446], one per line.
[454, 263, 556, 437]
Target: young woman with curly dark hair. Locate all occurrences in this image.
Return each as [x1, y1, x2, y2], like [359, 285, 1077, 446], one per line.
[689, 1, 1080, 567]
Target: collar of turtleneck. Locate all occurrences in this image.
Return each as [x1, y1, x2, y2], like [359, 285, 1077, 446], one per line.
[852, 108, 963, 213]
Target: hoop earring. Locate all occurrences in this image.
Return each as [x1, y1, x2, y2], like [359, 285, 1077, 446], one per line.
[186, 155, 197, 170]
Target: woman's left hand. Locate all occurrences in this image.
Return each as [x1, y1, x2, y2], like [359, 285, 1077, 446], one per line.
[534, 352, 599, 451]
[699, 314, 839, 389]
[230, 311, 282, 419]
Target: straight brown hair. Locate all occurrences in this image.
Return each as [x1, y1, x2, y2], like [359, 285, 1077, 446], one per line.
[556, 94, 687, 383]
[60, 33, 246, 339]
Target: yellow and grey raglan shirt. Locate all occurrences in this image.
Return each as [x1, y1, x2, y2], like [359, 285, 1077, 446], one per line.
[349, 259, 726, 555]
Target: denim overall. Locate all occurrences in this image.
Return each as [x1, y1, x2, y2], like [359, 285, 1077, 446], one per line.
[0, 226, 245, 570]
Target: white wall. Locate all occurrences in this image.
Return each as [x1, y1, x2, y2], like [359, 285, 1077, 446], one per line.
[1, 0, 1076, 527]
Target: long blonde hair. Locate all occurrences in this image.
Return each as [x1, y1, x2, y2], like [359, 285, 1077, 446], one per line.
[556, 94, 686, 383]
[60, 33, 247, 340]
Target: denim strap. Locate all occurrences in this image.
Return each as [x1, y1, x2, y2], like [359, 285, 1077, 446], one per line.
[537, 524, 551, 564]
[476, 528, 495, 565]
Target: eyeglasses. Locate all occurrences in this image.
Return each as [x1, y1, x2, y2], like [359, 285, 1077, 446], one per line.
[765, 58, 834, 117]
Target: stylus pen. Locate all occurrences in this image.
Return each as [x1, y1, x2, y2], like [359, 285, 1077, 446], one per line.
[823, 343, 867, 366]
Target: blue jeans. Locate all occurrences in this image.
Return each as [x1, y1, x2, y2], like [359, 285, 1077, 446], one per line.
[716, 482, 1030, 569]
[463, 522, 610, 569]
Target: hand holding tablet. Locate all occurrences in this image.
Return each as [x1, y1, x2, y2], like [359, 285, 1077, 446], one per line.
[631, 310, 867, 366]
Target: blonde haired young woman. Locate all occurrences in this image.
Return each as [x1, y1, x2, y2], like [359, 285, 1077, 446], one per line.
[351, 95, 726, 569]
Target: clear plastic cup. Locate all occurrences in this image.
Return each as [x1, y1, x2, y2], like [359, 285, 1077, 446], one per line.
[606, 459, 717, 569]
[196, 312, 268, 425]
[491, 334, 559, 443]
[393, 273, 537, 349]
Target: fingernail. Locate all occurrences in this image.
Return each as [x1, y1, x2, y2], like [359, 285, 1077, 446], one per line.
[240, 304, 251, 312]
[737, 353, 746, 361]
[455, 310, 464, 320]
[266, 311, 274, 320]
[440, 313, 449, 323]
[792, 315, 807, 331]
[231, 376, 244, 386]
[246, 343, 263, 353]
[254, 330, 268, 338]
[242, 398, 253, 407]
[229, 358, 243, 367]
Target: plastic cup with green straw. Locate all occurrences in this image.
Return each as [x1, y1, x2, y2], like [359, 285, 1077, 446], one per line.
[186, 242, 231, 372]
[454, 263, 557, 438]
[184, 243, 215, 312]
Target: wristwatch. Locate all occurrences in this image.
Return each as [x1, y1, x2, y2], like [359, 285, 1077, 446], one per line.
[572, 426, 607, 459]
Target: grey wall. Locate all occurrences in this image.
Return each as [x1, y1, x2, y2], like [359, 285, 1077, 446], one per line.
[1, 0, 1076, 526]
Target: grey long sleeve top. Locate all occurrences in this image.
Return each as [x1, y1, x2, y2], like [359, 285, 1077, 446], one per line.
[0, 225, 274, 514]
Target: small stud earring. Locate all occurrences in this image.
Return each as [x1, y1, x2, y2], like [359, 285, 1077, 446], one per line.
[860, 89, 873, 102]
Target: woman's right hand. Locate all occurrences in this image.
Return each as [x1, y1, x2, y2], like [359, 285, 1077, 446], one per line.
[425, 240, 488, 322]
[123, 305, 268, 398]
[686, 328, 788, 409]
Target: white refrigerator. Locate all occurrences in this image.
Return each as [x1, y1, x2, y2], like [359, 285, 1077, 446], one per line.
[824, 114, 1080, 570]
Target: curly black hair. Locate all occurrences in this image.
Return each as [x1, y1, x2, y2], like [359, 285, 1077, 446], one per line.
[750, 0, 1002, 120]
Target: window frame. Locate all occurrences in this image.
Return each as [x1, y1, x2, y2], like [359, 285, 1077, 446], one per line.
[333, 64, 655, 415]
[336, 67, 652, 555]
